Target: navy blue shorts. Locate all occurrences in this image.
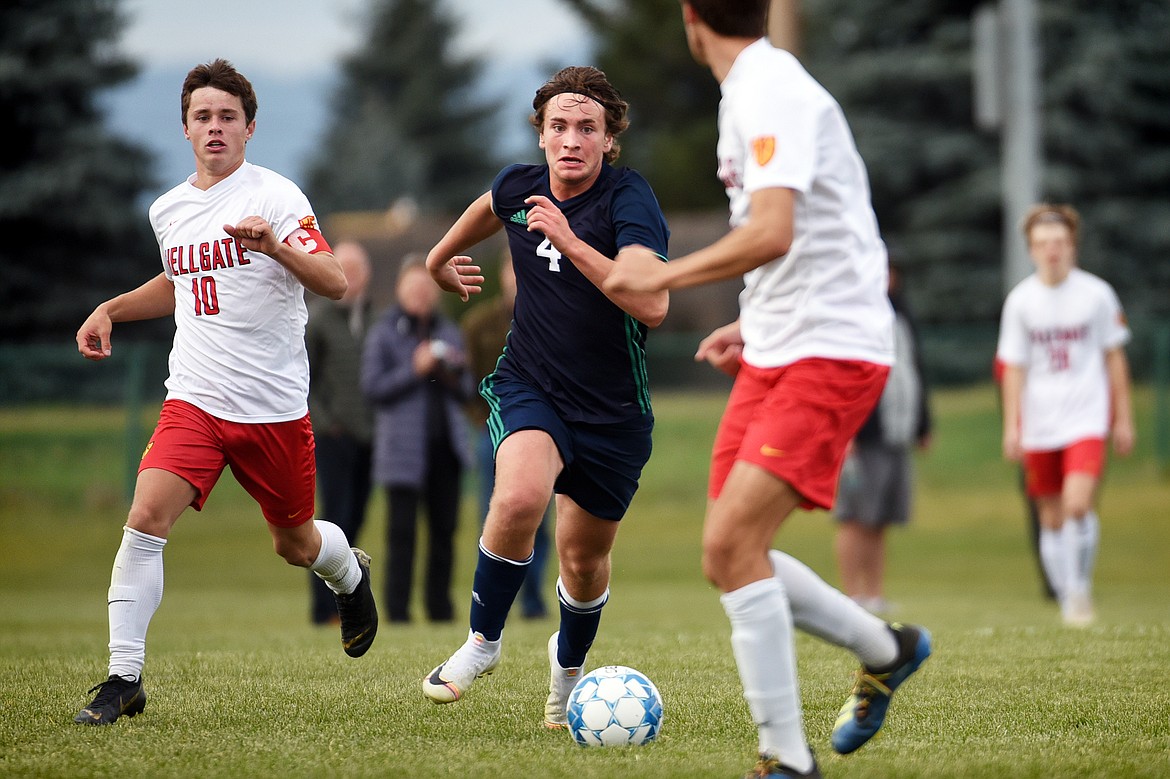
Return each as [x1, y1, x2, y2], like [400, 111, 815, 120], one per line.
[481, 374, 653, 521]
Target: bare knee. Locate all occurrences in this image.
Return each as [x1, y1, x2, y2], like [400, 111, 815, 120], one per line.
[489, 483, 550, 530]
[1064, 497, 1093, 520]
[701, 536, 738, 591]
[559, 547, 605, 589]
[271, 530, 318, 568]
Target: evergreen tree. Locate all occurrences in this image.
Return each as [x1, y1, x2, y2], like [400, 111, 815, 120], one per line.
[0, 0, 156, 343]
[801, 0, 1001, 324]
[306, 0, 501, 216]
[561, 0, 725, 210]
[1041, 0, 1170, 342]
[801, 0, 1170, 367]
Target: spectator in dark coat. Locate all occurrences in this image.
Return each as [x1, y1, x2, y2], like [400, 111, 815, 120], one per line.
[362, 258, 475, 622]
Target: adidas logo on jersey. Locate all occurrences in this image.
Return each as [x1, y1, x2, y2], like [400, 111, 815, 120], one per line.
[510, 210, 528, 226]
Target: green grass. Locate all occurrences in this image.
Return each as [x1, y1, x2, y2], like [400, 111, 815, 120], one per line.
[2, 387, 1169, 778]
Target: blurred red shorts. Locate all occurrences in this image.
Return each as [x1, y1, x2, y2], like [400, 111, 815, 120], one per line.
[1023, 438, 1105, 498]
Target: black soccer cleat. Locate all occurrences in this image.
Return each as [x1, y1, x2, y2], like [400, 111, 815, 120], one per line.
[335, 548, 378, 658]
[74, 674, 146, 725]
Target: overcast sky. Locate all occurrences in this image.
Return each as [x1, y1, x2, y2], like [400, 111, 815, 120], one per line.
[117, 0, 588, 78]
[111, 0, 593, 195]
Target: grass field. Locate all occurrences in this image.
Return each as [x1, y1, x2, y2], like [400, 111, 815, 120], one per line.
[1, 386, 1168, 778]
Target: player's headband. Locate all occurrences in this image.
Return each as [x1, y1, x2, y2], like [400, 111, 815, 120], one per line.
[534, 89, 608, 113]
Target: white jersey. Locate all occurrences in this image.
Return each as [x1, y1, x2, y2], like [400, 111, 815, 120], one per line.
[149, 162, 327, 423]
[996, 267, 1130, 450]
[717, 39, 893, 368]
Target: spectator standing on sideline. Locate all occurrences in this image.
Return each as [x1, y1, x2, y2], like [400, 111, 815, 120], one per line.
[834, 261, 933, 615]
[997, 203, 1134, 627]
[421, 66, 670, 730]
[72, 59, 377, 726]
[305, 240, 376, 625]
[362, 258, 475, 623]
[461, 253, 551, 620]
[605, 4, 932, 775]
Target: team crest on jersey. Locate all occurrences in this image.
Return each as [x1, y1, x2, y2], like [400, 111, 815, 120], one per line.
[298, 215, 318, 230]
[751, 135, 777, 167]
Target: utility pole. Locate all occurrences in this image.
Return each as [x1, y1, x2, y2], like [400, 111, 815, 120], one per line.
[769, 0, 800, 54]
[974, 0, 1043, 294]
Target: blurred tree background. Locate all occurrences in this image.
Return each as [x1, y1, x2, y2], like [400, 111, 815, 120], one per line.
[561, 0, 726, 210]
[0, 0, 158, 344]
[799, 0, 1170, 375]
[305, 0, 502, 216]
[1, 0, 1167, 395]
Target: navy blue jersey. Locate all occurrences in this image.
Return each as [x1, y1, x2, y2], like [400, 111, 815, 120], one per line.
[489, 162, 669, 424]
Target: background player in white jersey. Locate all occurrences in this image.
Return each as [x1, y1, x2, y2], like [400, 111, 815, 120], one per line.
[72, 59, 378, 726]
[606, 2, 931, 776]
[997, 203, 1134, 627]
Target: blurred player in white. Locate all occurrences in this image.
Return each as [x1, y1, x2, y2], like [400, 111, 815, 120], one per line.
[997, 203, 1134, 627]
[73, 59, 378, 726]
[606, 2, 932, 776]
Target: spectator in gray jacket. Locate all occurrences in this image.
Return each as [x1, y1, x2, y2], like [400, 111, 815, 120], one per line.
[362, 257, 475, 622]
[834, 261, 932, 614]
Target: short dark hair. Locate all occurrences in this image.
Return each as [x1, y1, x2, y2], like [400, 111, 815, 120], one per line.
[529, 66, 629, 164]
[180, 59, 258, 126]
[685, 0, 769, 38]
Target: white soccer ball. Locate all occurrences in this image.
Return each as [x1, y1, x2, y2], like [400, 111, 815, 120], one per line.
[566, 665, 664, 747]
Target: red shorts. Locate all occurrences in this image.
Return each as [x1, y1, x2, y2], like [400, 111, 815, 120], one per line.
[709, 358, 889, 510]
[139, 399, 316, 527]
[1023, 438, 1105, 498]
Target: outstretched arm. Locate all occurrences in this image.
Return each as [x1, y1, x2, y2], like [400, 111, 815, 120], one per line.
[605, 187, 795, 296]
[425, 192, 498, 302]
[77, 273, 175, 360]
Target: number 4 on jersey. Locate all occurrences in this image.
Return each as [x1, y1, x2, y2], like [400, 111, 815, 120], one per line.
[536, 238, 562, 272]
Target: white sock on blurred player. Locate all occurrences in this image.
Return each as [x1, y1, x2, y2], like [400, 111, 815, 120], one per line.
[769, 550, 897, 668]
[107, 526, 166, 680]
[721, 577, 815, 774]
[1077, 511, 1100, 587]
[1038, 527, 1069, 601]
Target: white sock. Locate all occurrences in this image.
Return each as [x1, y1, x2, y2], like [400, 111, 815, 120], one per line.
[769, 550, 897, 669]
[721, 577, 814, 773]
[107, 526, 167, 680]
[1061, 520, 1088, 600]
[1078, 511, 1100, 588]
[1038, 527, 1068, 601]
[309, 520, 360, 595]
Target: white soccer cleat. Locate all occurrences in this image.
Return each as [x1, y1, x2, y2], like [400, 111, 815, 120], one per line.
[543, 631, 585, 729]
[422, 630, 502, 704]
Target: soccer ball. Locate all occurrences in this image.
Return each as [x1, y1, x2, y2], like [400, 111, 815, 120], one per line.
[566, 665, 663, 747]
